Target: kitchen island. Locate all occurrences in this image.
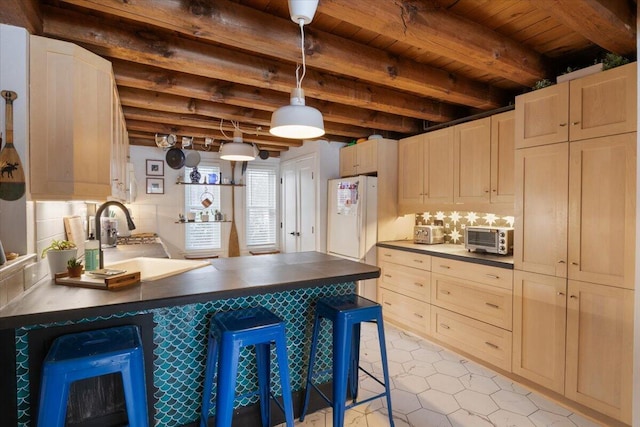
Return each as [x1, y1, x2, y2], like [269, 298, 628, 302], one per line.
[0, 252, 380, 426]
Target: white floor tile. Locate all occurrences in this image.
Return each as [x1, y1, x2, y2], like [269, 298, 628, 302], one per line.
[427, 372, 465, 394]
[491, 389, 538, 416]
[455, 389, 499, 416]
[459, 373, 500, 395]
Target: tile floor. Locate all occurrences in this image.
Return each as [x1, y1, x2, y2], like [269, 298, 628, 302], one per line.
[280, 323, 602, 427]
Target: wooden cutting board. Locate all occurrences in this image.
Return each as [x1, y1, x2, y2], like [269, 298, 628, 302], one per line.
[64, 216, 85, 257]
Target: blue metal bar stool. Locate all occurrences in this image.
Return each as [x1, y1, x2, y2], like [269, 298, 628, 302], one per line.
[37, 325, 148, 427]
[200, 306, 295, 427]
[300, 294, 394, 426]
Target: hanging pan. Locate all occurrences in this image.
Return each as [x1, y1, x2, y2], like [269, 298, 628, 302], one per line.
[165, 147, 185, 169]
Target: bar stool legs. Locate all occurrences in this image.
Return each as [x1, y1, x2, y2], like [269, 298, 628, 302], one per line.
[200, 306, 294, 427]
[300, 294, 394, 427]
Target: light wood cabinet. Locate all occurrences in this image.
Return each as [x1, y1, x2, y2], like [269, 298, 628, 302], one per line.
[490, 111, 515, 204]
[453, 117, 491, 204]
[516, 62, 636, 149]
[512, 271, 566, 394]
[514, 143, 569, 277]
[398, 128, 454, 214]
[111, 84, 129, 201]
[30, 35, 114, 201]
[379, 288, 430, 336]
[565, 280, 634, 424]
[568, 133, 636, 289]
[339, 139, 378, 177]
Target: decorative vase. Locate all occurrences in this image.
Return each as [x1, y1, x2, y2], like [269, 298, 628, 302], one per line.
[45, 248, 78, 276]
[190, 167, 201, 183]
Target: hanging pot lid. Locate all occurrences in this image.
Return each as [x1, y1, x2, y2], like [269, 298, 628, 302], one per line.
[166, 147, 185, 169]
[259, 150, 270, 160]
[185, 150, 201, 168]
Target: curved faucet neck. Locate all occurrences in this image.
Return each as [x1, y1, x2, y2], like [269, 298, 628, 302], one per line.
[95, 201, 136, 269]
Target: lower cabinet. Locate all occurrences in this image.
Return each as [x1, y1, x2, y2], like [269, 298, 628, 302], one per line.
[379, 288, 430, 336]
[513, 271, 634, 424]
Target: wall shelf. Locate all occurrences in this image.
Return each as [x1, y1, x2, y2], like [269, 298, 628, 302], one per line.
[176, 182, 245, 187]
[175, 221, 231, 224]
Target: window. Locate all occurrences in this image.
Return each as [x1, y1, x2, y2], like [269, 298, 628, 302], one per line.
[184, 165, 221, 251]
[245, 164, 277, 247]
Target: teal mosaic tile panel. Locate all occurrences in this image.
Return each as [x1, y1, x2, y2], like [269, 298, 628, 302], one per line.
[13, 282, 353, 426]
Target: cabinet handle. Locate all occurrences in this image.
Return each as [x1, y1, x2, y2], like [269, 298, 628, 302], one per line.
[484, 189, 489, 193]
[413, 313, 424, 318]
[559, 123, 567, 127]
[485, 302, 500, 309]
[441, 290, 450, 295]
[384, 301, 392, 306]
[413, 259, 423, 263]
[414, 282, 424, 287]
[439, 265, 451, 269]
[569, 295, 578, 299]
[440, 323, 450, 329]
[485, 342, 499, 349]
[485, 274, 500, 279]
[384, 274, 392, 278]
[383, 253, 392, 257]
[492, 189, 497, 192]
[558, 260, 565, 264]
[571, 121, 580, 125]
[571, 262, 579, 266]
[557, 292, 565, 296]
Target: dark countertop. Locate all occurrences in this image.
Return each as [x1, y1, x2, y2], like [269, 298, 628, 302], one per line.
[377, 240, 514, 269]
[0, 252, 379, 329]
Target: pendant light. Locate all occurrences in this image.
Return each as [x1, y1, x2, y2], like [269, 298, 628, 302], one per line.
[269, 0, 325, 139]
[219, 129, 258, 161]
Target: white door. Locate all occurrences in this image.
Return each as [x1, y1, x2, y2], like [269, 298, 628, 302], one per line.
[280, 155, 316, 253]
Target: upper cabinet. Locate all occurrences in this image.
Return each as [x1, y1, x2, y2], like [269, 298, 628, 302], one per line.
[490, 111, 515, 204]
[453, 117, 491, 204]
[516, 62, 637, 149]
[30, 35, 126, 201]
[339, 139, 378, 177]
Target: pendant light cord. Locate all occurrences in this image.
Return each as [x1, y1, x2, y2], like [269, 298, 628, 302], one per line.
[296, 19, 306, 90]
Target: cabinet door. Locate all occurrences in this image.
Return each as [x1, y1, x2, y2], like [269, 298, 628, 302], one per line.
[512, 271, 566, 394]
[398, 134, 425, 213]
[490, 111, 515, 204]
[515, 83, 569, 149]
[339, 145, 357, 177]
[356, 140, 378, 174]
[565, 280, 633, 424]
[454, 117, 491, 203]
[569, 62, 636, 141]
[568, 133, 636, 289]
[424, 127, 454, 204]
[514, 143, 568, 277]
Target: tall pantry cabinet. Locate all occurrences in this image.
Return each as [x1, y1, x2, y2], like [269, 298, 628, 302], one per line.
[512, 62, 636, 424]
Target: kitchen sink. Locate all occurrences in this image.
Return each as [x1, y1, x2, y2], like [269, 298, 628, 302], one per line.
[104, 257, 210, 281]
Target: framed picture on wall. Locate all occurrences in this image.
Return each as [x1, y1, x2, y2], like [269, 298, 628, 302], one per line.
[146, 159, 164, 176]
[146, 178, 164, 194]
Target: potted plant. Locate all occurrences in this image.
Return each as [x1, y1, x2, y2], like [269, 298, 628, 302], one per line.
[66, 257, 83, 278]
[201, 210, 210, 222]
[41, 239, 78, 275]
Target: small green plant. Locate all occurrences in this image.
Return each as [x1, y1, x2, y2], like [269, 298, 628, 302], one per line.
[41, 240, 76, 258]
[602, 53, 629, 70]
[532, 79, 553, 90]
[67, 257, 83, 268]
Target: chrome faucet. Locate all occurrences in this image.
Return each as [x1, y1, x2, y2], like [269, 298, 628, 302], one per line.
[95, 201, 136, 269]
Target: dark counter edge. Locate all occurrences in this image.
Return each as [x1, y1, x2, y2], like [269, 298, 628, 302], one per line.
[0, 269, 380, 330]
[376, 242, 514, 269]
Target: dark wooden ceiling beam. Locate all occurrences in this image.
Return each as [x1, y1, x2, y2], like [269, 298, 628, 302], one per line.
[129, 134, 283, 157]
[122, 107, 303, 148]
[318, 0, 551, 86]
[118, 87, 364, 140]
[111, 59, 437, 134]
[52, 0, 505, 109]
[0, 0, 42, 35]
[533, 0, 636, 55]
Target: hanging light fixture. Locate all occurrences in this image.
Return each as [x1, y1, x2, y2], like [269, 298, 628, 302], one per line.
[269, 0, 325, 140]
[219, 129, 258, 161]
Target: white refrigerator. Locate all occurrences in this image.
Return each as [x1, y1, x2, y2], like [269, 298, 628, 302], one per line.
[327, 176, 378, 300]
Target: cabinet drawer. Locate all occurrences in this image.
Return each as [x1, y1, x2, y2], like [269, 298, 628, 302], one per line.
[431, 307, 512, 372]
[431, 273, 512, 330]
[379, 288, 430, 336]
[378, 247, 431, 271]
[380, 262, 430, 302]
[431, 258, 512, 290]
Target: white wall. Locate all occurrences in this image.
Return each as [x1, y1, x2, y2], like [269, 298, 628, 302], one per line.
[0, 24, 30, 255]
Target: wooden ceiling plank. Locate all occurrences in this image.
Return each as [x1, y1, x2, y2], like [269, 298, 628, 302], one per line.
[532, 0, 636, 55]
[51, 0, 504, 109]
[110, 59, 434, 133]
[0, 0, 42, 35]
[318, 0, 551, 86]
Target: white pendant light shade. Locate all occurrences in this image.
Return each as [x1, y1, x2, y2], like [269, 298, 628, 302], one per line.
[270, 88, 325, 139]
[219, 130, 257, 161]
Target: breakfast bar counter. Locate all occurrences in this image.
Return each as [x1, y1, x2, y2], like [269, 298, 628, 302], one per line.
[0, 252, 380, 426]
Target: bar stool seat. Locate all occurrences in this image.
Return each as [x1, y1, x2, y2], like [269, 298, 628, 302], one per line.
[37, 325, 148, 427]
[300, 294, 395, 426]
[200, 306, 294, 427]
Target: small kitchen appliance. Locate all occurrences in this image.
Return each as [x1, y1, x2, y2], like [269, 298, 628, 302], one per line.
[465, 226, 513, 255]
[413, 225, 445, 245]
